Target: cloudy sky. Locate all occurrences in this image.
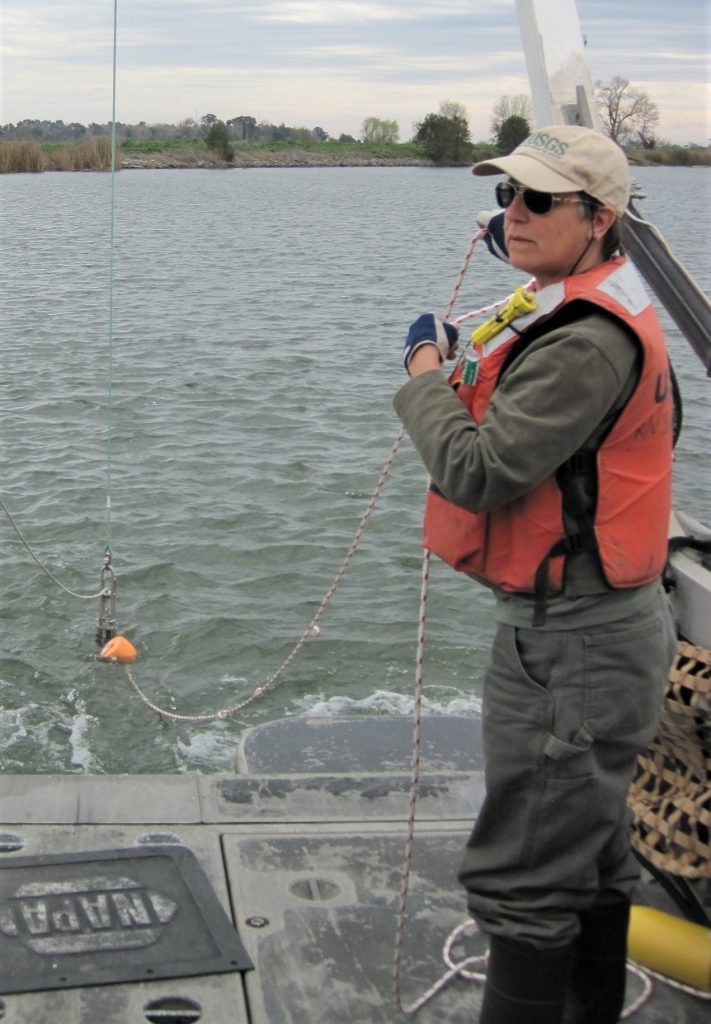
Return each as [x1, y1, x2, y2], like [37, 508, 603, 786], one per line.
[1, 0, 708, 143]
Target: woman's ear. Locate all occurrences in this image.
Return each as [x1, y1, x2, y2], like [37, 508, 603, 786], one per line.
[593, 205, 618, 240]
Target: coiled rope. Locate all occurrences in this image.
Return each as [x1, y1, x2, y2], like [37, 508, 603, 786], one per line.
[624, 961, 711, 1011]
[393, 928, 711, 1020]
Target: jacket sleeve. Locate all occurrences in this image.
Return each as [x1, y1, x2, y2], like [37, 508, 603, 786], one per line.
[393, 316, 638, 513]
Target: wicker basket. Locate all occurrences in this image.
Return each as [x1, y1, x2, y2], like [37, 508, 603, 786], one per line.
[628, 641, 711, 878]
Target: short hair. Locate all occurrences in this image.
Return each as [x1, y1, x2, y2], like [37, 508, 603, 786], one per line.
[581, 192, 622, 261]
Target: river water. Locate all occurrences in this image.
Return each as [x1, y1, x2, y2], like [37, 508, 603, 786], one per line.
[1, 164, 709, 774]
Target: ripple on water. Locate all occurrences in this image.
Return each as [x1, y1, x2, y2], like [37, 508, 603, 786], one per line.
[1, 165, 708, 772]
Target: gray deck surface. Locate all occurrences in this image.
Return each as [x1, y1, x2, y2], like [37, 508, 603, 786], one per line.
[0, 716, 707, 1023]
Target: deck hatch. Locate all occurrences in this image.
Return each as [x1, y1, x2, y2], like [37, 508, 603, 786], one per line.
[0, 845, 252, 994]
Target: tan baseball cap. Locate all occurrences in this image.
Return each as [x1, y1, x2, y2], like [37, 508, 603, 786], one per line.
[473, 125, 631, 216]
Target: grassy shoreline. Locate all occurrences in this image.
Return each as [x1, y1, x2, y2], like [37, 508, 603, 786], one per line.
[0, 138, 439, 173]
[0, 136, 118, 172]
[1, 136, 709, 173]
[121, 138, 436, 169]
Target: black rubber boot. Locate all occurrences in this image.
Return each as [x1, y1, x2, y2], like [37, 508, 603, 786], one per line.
[478, 934, 575, 1024]
[565, 897, 630, 1024]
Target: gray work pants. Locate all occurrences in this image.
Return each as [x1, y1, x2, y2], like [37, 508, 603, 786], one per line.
[459, 588, 676, 948]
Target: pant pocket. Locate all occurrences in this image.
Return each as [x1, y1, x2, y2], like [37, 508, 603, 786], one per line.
[514, 627, 594, 762]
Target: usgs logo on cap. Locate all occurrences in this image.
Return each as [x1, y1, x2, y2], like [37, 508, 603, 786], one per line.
[0, 875, 177, 955]
[520, 131, 569, 159]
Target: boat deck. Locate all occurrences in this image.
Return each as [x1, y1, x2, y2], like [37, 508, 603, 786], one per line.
[0, 716, 707, 1023]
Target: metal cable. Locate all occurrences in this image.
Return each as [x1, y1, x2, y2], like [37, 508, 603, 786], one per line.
[105, 0, 119, 549]
[0, 1, 119, 606]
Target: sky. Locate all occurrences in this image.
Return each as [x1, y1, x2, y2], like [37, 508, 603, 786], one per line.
[0, 0, 708, 144]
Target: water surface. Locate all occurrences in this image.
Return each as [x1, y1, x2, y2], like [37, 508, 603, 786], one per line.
[1, 165, 709, 773]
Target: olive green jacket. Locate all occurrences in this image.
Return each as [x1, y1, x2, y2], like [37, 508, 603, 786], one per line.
[394, 309, 662, 627]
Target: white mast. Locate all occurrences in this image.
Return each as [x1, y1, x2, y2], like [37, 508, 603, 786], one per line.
[514, 0, 601, 129]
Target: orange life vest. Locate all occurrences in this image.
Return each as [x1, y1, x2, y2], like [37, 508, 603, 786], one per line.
[423, 258, 673, 622]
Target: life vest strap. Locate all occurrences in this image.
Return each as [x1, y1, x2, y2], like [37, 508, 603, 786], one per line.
[532, 527, 598, 627]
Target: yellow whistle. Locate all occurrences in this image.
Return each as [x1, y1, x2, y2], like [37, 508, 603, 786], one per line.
[469, 286, 538, 348]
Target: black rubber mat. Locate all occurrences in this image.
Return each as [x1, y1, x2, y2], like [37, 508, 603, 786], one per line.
[0, 845, 252, 994]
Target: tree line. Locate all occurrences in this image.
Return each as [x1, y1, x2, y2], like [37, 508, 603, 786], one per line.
[2, 78, 706, 168]
[0, 115, 352, 146]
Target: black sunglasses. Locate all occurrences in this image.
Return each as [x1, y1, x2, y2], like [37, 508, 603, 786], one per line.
[495, 180, 589, 217]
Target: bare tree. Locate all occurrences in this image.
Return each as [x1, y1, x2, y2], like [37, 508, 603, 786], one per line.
[633, 93, 661, 149]
[177, 117, 200, 139]
[490, 95, 533, 143]
[439, 100, 468, 122]
[595, 76, 659, 145]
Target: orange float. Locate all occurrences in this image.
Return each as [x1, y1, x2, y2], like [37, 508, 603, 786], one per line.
[99, 635, 138, 663]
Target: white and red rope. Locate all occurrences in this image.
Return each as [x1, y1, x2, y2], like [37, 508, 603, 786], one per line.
[115, 224, 709, 1018]
[119, 225, 487, 723]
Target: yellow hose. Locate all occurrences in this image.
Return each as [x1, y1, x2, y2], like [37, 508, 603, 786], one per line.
[628, 905, 711, 992]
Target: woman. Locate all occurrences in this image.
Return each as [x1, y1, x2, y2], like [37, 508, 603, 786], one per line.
[394, 125, 676, 1024]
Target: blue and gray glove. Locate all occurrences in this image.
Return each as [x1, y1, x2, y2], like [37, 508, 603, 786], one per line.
[477, 209, 509, 264]
[403, 314, 459, 371]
